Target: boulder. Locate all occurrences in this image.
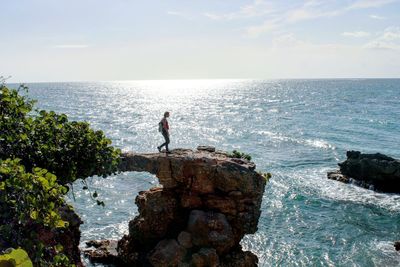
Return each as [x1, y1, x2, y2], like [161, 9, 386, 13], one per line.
[148, 239, 186, 267]
[220, 247, 258, 267]
[83, 240, 121, 265]
[328, 151, 400, 193]
[177, 231, 192, 249]
[187, 210, 235, 254]
[191, 248, 219, 267]
[395, 241, 400, 251]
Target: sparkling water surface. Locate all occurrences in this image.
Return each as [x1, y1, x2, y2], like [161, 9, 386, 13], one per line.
[16, 79, 400, 266]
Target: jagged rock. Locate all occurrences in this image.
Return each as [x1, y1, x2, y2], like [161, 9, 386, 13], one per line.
[197, 145, 216, 152]
[328, 151, 400, 193]
[191, 248, 219, 267]
[148, 239, 186, 267]
[327, 170, 350, 183]
[220, 247, 258, 267]
[107, 147, 266, 266]
[187, 210, 235, 254]
[83, 240, 121, 264]
[177, 231, 192, 249]
[116, 235, 140, 265]
[129, 187, 181, 248]
[395, 241, 400, 251]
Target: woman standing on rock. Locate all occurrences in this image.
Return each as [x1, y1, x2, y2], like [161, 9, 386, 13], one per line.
[157, 111, 171, 153]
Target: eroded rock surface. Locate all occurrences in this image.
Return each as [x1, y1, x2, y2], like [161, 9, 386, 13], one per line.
[83, 240, 121, 265]
[328, 151, 400, 193]
[90, 146, 267, 266]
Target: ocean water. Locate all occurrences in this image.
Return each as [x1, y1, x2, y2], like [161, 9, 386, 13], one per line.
[13, 79, 400, 266]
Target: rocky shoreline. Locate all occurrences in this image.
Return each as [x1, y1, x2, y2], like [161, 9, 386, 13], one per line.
[84, 146, 267, 266]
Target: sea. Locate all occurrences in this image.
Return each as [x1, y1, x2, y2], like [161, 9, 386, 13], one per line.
[11, 79, 400, 266]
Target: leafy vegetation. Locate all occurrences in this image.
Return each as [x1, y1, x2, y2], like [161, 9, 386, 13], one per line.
[0, 248, 33, 267]
[227, 150, 252, 161]
[260, 172, 272, 181]
[0, 83, 121, 266]
[0, 85, 120, 185]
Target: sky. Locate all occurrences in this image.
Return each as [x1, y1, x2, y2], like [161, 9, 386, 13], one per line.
[1, 0, 400, 82]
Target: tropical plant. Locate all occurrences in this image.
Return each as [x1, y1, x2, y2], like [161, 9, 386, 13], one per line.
[0, 85, 121, 185]
[0, 84, 121, 266]
[0, 248, 33, 267]
[227, 150, 252, 161]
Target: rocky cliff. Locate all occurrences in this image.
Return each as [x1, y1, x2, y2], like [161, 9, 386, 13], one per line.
[327, 151, 400, 193]
[86, 146, 268, 266]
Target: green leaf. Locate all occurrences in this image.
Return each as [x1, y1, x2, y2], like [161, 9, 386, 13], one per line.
[0, 248, 33, 267]
[54, 244, 64, 253]
[30, 210, 38, 220]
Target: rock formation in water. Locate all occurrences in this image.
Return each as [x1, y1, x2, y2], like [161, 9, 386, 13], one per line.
[327, 151, 400, 193]
[395, 241, 400, 252]
[85, 146, 268, 266]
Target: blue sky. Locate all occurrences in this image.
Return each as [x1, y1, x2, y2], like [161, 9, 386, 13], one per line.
[1, 0, 400, 82]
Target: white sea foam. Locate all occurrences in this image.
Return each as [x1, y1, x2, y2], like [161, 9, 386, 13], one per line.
[256, 130, 336, 151]
[288, 167, 400, 212]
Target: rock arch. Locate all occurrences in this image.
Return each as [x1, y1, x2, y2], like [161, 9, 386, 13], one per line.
[88, 147, 267, 266]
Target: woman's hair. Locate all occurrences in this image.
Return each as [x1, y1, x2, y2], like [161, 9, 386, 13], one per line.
[164, 111, 170, 117]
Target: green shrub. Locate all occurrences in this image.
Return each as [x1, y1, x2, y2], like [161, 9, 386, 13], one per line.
[0, 85, 121, 185]
[227, 150, 252, 161]
[260, 172, 272, 181]
[0, 84, 121, 266]
[0, 159, 73, 266]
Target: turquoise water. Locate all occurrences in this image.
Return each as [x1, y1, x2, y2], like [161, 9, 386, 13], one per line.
[16, 79, 400, 266]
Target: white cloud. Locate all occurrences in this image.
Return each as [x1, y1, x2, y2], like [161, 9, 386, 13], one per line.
[203, 0, 275, 20]
[285, 1, 343, 23]
[272, 33, 308, 48]
[364, 26, 400, 49]
[53, 44, 90, 49]
[348, 0, 398, 10]
[167, 11, 192, 20]
[167, 10, 193, 20]
[204, 0, 399, 38]
[342, 31, 371, 37]
[369, 14, 386, 19]
[245, 19, 280, 37]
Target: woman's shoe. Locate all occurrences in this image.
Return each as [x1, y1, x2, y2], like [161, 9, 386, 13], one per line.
[157, 146, 161, 152]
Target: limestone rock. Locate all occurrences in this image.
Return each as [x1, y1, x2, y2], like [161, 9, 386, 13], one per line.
[177, 231, 192, 249]
[129, 187, 180, 248]
[220, 247, 258, 267]
[327, 170, 350, 183]
[148, 239, 186, 267]
[328, 151, 400, 193]
[395, 241, 400, 251]
[83, 240, 121, 264]
[187, 210, 235, 254]
[197, 145, 216, 152]
[92, 147, 268, 266]
[191, 248, 219, 267]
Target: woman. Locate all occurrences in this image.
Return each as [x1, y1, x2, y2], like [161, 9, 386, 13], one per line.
[157, 111, 170, 153]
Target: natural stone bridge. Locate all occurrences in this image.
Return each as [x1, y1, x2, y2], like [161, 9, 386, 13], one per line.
[85, 146, 267, 266]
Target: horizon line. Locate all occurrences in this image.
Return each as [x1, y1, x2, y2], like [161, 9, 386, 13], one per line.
[5, 77, 400, 84]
